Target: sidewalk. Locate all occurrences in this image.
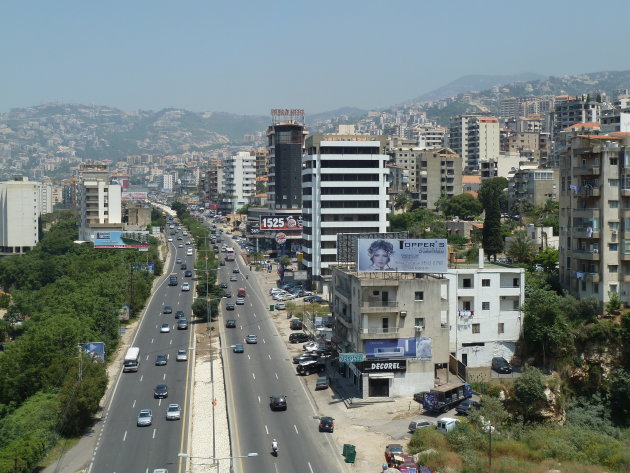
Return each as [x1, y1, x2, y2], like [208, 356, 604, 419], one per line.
[246, 259, 422, 472]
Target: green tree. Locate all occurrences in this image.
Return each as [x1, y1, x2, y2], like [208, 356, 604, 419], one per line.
[510, 366, 548, 423]
[478, 178, 507, 260]
[442, 193, 483, 220]
[532, 248, 559, 273]
[388, 208, 446, 237]
[608, 369, 630, 426]
[505, 230, 537, 263]
[393, 192, 413, 212]
[606, 291, 622, 314]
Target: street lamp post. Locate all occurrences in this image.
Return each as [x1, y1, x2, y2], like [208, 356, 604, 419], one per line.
[178, 452, 258, 473]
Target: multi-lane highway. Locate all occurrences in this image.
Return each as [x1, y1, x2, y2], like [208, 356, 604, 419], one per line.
[89, 236, 196, 473]
[220, 249, 344, 473]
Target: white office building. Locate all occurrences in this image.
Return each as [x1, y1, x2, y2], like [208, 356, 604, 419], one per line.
[444, 251, 525, 370]
[0, 177, 40, 255]
[302, 135, 390, 282]
[160, 174, 174, 193]
[38, 181, 54, 215]
[221, 151, 256, 214]
[77, 164, 123, 241]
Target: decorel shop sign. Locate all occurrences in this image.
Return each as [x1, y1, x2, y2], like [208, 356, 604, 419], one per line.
[360, 359, 407, 372]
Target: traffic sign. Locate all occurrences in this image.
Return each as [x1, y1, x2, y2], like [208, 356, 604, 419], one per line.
[339, 353, 365, 363]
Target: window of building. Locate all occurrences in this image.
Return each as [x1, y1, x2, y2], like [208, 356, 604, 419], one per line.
[610, 284, 618, 293]
[609, 222, 620, 231]
[609, 179, 619, 187]
[372, 290, 379, 296]
[609, 243, 618, 251]
[462, 301, 471, 311]
[415, 317, 425, 329]
[498, 323, 504, 334]
[609, 200, 619, 209]
[463, 278, 472, 288]
[594, 283, 599, 293]
[472, 323, 480, 334]
[482, 302, 490, 310]
[513, 299, 520, 310]
[482, 279, 490, 287]
[610, 158, 618, 166]
[414, 291, 424, 301]
[609, 265, 618, 273]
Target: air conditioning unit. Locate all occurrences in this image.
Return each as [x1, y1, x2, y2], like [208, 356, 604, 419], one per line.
[612, 230, 618, 237]
[414, 325, 425, 331]
[593, 248, 599, 254]
[399, 310, 407, 318]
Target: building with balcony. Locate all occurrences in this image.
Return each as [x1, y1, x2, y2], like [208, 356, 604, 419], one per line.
[77, 164, 122, 241]
[330, 267, 450, 398]
[559, 132, 630, 304]
[302, 135, 390, 283]
[508, 166, 559, 209]
[221, 151, 256, 214]
[0, 177, 40, 255]
[448, 115, 499, 173]
[444, 251, 525, 370]
[551, 96, 601, 142]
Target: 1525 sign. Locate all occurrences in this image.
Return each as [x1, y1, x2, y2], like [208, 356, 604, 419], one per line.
[259, 215, 303, 231]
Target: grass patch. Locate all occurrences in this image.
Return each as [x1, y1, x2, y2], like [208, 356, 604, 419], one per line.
[38, 437, 81, 468]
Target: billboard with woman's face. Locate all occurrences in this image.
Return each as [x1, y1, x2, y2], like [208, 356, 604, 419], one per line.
[357, 238, 448, 273]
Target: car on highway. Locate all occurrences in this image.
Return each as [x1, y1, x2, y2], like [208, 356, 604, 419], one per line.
[175, 310, 185, 319]
[225, 319, 236, 328]
[160, 323, 171, 333]
[269, 395, 287, 411]
[226, 302, 235, 310]
[137, 409, 153, 427]
[293, 353, 319, 364]
[230, 275, 238, 282]
[289, 333, 310, 343]
[319, 416, 334, 433]
[154, 384, 168, 399]
[176, 349, 188, 361]
[167, 237, 173, 242]
[181, 282, 190, 291]
[220, 282, 228, 288]
[155, 354, 168, 366]
[275, 302, 286, 310]
[223, 290, 232, 298]
[176, 258, 182, 264]
[236, 297, 245, 305]
[177, 318, 188, 330]
[232, 267, 240, 273]
[246, 334, 258, 344]
[166, 404, 181, 420]
[180, 263, 187, 270]
[163, 306, 173, 314]
[184, 270, 193, 277]
[177, 236, 183, 240]
[233, 344, 244, 353]
[178, 243, 183, 248]
[220, 260, 226, 266]
[315, 376, 330, 390]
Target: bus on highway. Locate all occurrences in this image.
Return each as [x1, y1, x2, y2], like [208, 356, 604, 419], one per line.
[123, 347, 140, 372]
[225, 247, 235, 261]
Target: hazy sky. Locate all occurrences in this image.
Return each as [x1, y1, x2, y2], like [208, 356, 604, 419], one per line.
[2, 0, 630, 116]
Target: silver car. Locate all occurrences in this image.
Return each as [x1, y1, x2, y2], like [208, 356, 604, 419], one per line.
[137, 409, 153, 426]
[166, 404, 181, 420]
[176, 348, 188, 361]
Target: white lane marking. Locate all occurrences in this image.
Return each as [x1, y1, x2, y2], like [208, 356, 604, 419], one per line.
[167, 353, 170, 360]
[247, 354, 250, 360]
[152, 429, 156, 439]
[170, 338, 173, 345]
[308, 462, 314, 473]
[132, 399, 136, 408]
[123, 430, 127, 442]
[252, 372, 255, 380]
[258, 396, 261, 404]
[254, 313, 257, 318]
[275, 372, 278, 380]
[294, 424, 299, 434]
[140, 375, 143, 382]
[258, 325, 261, 330]
[158, 399, 162, 406]
[263, 339, 266, 344]
[268, 354, 271, 359]
[151, 338, 154, 344]
[265, 425, 269, 435]
[274, 463, 279, 473]
[146, 355, 149, 361]
[163, 373, 166, 380]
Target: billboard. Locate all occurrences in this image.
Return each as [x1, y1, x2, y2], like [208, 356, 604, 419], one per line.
[259, 215, 303, 231]
[357, 238, 447, 273]
[93, 231, 150, 249]
[365, 338, 433, 361]
[79, 342, 105, 362]
[121, 191, 148, 200]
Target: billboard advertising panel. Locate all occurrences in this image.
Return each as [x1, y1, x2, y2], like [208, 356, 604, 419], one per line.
[365, 337, 433, 361]
[259, 215, 303, 231]
[121, 191, 148, 200]
[93, 231, 150, 249]
[357, 238, 447, 273]
[80, 342, 105, 361]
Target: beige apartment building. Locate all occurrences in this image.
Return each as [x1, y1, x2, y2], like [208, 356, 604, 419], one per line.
[559, 132, 630, 304]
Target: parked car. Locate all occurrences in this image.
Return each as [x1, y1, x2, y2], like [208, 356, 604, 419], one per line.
[293, 353, 319, 364]
[275, 302, 286, 310]
[319, 416, 334, 432]
[166, 404, 181, 420]
[296, 360, 326, 375]
[289, 333, 310, 343]
[492, 357, 513, 374]
[269, 395, 287, 411]
[155, 354, 168, 366]
[455, 399, 483, 416]
[154, 384, 168, 399]
[246, 334, 258, 344]
[413, 392, 426, 403]
[176, 349, 188, 361]
[315, 376, 330, 390]
[290, 319, 303, 330]
[408, 420, 433, 433]
[137, 409, 153, 427]
[303, 341, 321, 352]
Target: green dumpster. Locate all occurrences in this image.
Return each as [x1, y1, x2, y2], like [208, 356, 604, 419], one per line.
[270, 305, 275, 311]
[342, 444, 352, 457]
[344, 445, 356, 463]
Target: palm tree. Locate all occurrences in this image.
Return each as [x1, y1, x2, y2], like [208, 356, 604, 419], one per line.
[393, 192, 412, 212]
[506, 230, 537, 263]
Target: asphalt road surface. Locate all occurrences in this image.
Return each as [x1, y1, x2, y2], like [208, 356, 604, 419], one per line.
[219, 251, 344, 473]
[89, 239, 195, 473]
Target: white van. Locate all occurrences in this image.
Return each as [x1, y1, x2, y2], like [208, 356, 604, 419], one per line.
[436, 417, 460, 433]
[186, 248, 193, 256]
